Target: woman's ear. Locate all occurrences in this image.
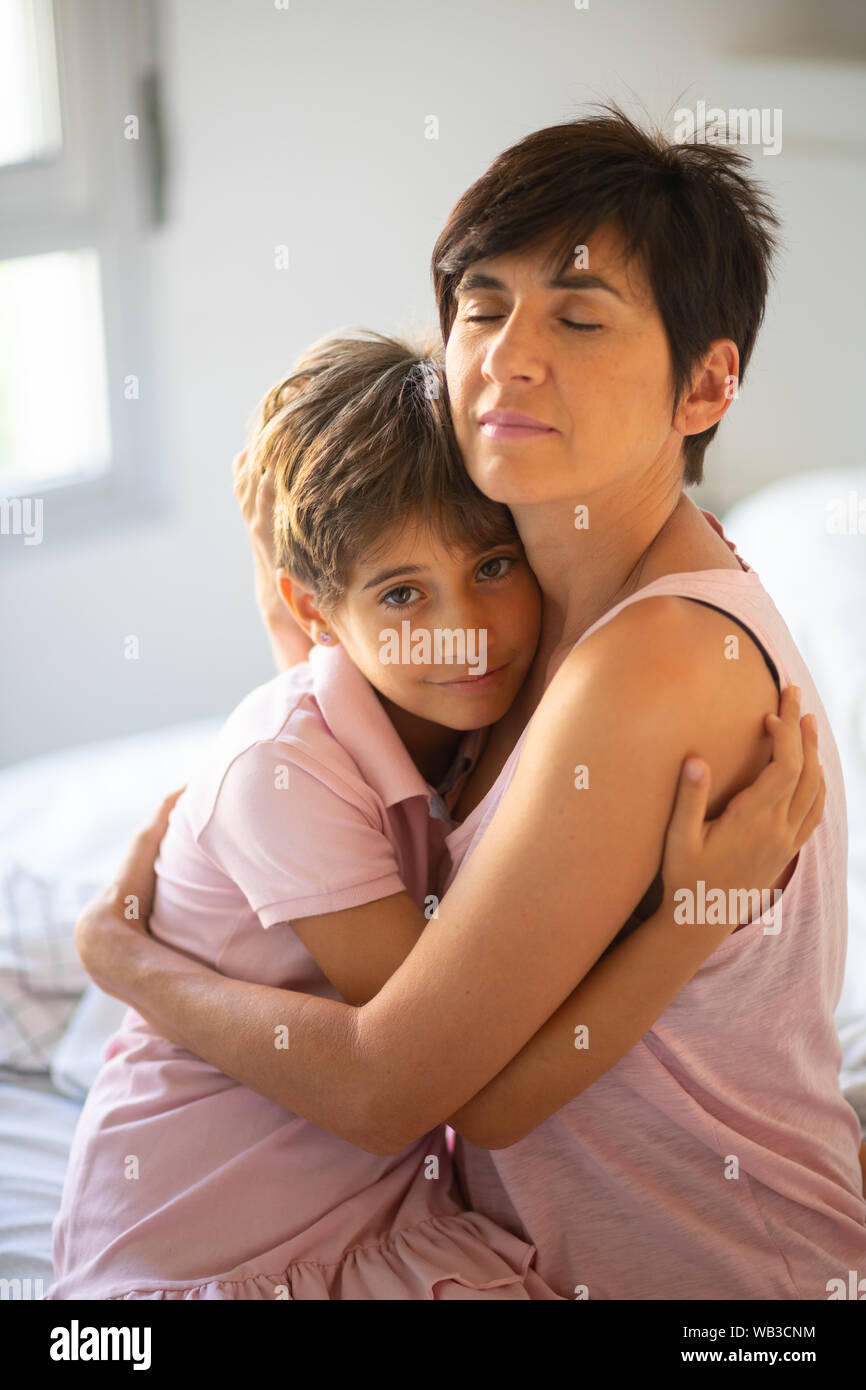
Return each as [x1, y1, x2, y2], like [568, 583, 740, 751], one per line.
[277, 570, 336, 646]
[673, 339, 740, 439]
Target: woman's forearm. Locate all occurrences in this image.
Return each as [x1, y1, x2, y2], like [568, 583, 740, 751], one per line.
[96, 926, 377, 1149]
[82, 683, 818, 1158]
[446, 895, 736, 1148]
[90, 890, 728, 1161]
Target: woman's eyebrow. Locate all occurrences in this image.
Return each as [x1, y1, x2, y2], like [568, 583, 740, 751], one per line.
[455, 269, 625, 301]
[549, 270, 626, 300]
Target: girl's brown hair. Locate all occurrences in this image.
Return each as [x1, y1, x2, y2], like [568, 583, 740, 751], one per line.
[244, 329, 518, 611]
[431, 103, 781, 486]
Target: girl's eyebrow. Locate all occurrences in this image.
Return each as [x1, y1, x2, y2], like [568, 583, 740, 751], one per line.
[361, 564, 427, 591]
[362, 544, 517, 591]
[455, 269, 624, 301]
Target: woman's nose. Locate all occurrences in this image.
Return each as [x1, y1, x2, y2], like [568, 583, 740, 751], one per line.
[482, 310, 548, 386]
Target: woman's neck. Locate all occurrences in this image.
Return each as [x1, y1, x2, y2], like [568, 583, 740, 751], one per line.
[521, 490, 745, 699]
[514, 481, 687, 678]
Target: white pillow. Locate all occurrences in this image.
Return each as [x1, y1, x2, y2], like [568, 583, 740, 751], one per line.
[0, 717, 221, 1075]
[0, 865, 97, 1072]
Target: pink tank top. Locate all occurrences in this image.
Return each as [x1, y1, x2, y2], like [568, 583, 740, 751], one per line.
[443, 512, 866, 1300]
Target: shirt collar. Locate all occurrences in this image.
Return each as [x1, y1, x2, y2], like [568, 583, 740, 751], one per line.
[308, 641, 483, 813]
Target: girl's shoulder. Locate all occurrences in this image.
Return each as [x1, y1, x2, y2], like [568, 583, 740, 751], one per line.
[185, 667, 381, 841]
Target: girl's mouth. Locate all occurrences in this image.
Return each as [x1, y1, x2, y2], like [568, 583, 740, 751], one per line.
[434, 663, 509, 695]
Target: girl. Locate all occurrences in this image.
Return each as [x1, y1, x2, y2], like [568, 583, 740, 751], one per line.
[51, 331, 816, 1300]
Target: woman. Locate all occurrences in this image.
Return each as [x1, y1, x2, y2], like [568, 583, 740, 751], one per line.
[77, 108, 866, 1299]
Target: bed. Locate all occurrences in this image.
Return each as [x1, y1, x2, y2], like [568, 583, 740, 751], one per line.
[0, 717, 221, 1294]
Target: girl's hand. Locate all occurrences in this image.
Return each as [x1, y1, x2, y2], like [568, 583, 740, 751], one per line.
[75, 788, 184, 990]
[661, 684, 824, 929]
[232, 448, 311, 672]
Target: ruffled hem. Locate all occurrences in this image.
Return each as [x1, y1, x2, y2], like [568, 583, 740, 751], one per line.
[99, 1211, 563, 1301]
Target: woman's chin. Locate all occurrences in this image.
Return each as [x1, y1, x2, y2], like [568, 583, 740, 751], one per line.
[466, 450, 574, 510]
[466, 458, 539, 506]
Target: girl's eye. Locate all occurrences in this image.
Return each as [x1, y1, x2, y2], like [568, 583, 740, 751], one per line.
[477, 555, 516, 581]
[561, 320, 602, 332]
[464, 314, 503, 323]
[381, 585, 422, 608]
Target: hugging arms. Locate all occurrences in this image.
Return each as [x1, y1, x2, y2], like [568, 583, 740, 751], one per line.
[75, 455, 823, 1155]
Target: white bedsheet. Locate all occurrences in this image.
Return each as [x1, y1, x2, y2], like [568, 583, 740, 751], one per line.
[0, 717, 221, 1291]
[0, 1077, 83, 1290]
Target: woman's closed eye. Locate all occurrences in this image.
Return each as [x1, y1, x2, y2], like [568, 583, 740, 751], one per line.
[463, 314, 602, 332]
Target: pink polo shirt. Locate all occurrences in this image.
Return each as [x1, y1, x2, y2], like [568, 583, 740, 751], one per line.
[48, 643, 555, 1300]
[445, 512, 866, 1301]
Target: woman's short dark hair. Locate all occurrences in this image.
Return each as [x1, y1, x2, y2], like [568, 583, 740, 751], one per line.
[431, 104, 781, 486]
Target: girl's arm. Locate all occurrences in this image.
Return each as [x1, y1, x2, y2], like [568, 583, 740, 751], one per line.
[79, 664, 821, 1153]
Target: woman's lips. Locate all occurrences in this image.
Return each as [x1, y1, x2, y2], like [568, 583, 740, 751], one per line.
[478, 410, 558, 441]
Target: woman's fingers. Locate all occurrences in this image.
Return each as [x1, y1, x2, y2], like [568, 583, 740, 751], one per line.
[103, 788, 185, 919]
[232, 443, 276, 550]
[149, 786, 186, 839]
[232, 448, 255, 505]
[255, 464, 275, 527]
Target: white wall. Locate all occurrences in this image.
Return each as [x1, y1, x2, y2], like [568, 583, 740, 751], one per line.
[2, 0, 864, 766]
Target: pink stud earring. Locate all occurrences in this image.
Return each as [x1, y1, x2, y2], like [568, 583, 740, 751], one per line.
[318, 632, 332, 644]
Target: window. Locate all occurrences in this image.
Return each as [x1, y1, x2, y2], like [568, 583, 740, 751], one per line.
[0, 0, 163, 537]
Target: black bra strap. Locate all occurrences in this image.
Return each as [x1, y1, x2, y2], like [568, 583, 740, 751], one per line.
[680, 597, 781, 695]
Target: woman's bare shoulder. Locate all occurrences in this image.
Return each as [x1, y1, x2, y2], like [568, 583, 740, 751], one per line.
[541, 596, 778, 819]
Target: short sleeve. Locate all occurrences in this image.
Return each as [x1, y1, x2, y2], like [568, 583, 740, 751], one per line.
[197, 741, 407, 927]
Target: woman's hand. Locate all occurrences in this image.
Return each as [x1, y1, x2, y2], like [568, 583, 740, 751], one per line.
[75, 788, 184, 996]
[661, 684, 824, 930]
[232, 447, 312, 672]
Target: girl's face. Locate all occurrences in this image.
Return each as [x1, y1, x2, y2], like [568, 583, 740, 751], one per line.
[327, 516, 542, 731]
[443, 220, 681, 514]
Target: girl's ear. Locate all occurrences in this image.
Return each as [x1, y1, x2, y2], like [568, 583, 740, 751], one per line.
[277, 569, 332, 643]
[276, 567, 297, 611]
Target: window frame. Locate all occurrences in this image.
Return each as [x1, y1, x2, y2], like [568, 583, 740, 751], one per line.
[0, 0, 166, 545]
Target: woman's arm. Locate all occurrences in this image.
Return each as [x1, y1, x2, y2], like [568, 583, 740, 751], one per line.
[79, 662, 820, 1152]
[444, 730, 819, 1148]
[233, 449, 312, 672]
